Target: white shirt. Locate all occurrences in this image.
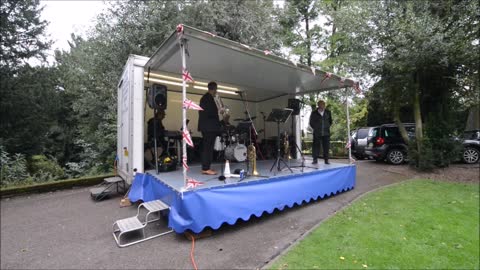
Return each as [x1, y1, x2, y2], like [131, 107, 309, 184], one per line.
[318, 109, 324, 116]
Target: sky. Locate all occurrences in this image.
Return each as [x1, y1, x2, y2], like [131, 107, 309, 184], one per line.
[39, 0, 109, 61]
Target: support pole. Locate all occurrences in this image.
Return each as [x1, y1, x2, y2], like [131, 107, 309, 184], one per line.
[181, 40, 187, 187]
[345, 88, 352, 164]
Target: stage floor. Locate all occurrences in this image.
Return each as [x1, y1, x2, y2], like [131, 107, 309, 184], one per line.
[129, 159, 356, 233]
[144, 159, 350, 191]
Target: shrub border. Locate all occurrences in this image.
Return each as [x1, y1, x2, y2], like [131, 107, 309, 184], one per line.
[0, 174, 114, 198]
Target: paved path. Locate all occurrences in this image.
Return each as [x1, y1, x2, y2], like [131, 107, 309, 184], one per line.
[1, 160, 412, 269]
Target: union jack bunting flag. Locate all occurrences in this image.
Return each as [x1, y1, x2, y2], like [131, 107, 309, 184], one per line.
[345, 141, 351, 149]
[182, 156, 189, 171]
[182, 129, 194, 147]
[319, 72, 332, 86]
[182, 68, 194, 83]
[183, 99, 203, 111]
[354, 81, 362, 94]
[186, 177, 204, 189]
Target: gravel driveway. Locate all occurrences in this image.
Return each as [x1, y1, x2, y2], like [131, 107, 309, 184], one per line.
[1, 159, 478, 269]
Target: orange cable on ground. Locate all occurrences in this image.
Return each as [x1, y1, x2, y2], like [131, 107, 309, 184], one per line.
[187, 232, 199, 270]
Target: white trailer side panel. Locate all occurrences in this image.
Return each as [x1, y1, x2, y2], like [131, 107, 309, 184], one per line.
[117, 55, 148, 184]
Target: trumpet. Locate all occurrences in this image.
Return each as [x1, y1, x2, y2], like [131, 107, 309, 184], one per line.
[214, 94, 230, 120]
[247, 143, 259, 176]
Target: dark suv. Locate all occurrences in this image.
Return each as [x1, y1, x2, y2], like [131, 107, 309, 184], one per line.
[365, 123, 415, 164]
[462, 130, 480, 164]
[351, 127, 374, 160]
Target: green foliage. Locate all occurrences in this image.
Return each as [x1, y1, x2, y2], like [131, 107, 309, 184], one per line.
[271, 180, 480, 269]
[29, 155, 64, 181]
[0, 0, 51, 69]
[0, 146, 30, 187]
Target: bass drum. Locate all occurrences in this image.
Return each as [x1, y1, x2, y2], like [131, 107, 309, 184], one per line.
[225, 143, 247, 162]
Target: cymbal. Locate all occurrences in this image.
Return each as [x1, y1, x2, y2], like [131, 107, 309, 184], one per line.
[233, 116, 256, 121]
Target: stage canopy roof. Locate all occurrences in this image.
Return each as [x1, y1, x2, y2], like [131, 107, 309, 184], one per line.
[146, 25, 359, 102]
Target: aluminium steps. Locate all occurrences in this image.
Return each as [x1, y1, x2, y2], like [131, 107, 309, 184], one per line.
[90, 176, 126, 201]
[113, 199, 173, 247]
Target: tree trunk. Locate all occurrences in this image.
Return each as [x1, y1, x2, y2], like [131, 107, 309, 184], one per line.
[413, 87, 423, 162]
[393, 99, 409, 143]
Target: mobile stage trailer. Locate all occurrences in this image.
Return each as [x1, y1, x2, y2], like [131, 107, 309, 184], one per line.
[116, 25, 359, 235]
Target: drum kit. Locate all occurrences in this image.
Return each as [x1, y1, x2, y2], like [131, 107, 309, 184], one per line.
[215, 117, 259, 163]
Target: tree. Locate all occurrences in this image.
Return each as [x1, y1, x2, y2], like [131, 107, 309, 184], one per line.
[0, 0, 58, 157]
[0, 0, 50, 70]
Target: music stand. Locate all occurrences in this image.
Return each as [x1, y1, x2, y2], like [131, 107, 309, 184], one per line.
[267, 108, 293, 175]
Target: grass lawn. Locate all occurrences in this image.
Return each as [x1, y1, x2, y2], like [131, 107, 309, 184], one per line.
[270, 180, 479, 269]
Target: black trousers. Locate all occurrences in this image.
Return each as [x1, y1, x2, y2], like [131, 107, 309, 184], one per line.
[201, 131, 217, 170]
[312, 135, 330, 161]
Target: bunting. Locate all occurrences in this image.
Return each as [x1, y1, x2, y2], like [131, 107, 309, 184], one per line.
[183, 99, 203, 110]
[319, 72, 332, 86]
[353, 81, 362, 94]
[186, 177, 204, 189]
[182, 68, 194, 83]
[345, 141, 351, 149]
[182, 156, 189, 171]
[182, 129, 194, 147]
[176, 24, 184, 39]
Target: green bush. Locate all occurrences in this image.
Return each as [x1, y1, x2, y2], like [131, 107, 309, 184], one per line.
[29, 155, 64, 181]
[0, 146, 31, 187]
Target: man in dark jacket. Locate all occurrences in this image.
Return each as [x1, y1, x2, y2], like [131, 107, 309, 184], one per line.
[198, 81, 222, 175]
[309, 100, 333, 164]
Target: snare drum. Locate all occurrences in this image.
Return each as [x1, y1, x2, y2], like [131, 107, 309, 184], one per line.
[225, 143, 247, 162]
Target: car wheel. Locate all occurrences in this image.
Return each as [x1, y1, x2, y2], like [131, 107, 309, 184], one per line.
[387, 149, 405, 165]
[463, 147, 479, 164]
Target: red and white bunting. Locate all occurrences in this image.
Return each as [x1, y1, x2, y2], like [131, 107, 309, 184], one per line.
[183, 99, 203, 111]
[182, 68, 194, 83]
[186, 177, 204, 189]
[345, 141, 351, 149]
[182, 156, 189, 171]
[310, 66, 316, 76]
[264, 50, 272, 55]
[176, 24, 184, 39]
[319, 72, 332, 86]
[182, 129, 194, 147]
[354, 81, 362, 94]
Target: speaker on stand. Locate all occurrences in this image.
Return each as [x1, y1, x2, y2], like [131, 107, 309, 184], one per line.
[147, 84, 167, 110]
[146, 84, 167, 174]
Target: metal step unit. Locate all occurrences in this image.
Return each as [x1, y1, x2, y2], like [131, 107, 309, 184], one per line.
[89, 176, 127, 201]
[112, 199, 173, 247]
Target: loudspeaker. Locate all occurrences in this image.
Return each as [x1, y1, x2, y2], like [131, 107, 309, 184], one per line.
[288, 98, 300, 115]
[147, 84, 167, 110]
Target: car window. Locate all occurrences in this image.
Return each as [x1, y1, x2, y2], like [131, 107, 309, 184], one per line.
[368, 128, 378, 137]
[357, 128, 369, 139]
[405, 126, 416, 138]
[384, 127, 400, 138]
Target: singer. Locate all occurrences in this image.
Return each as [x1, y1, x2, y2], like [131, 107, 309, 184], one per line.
[198, 81, 221, 175]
